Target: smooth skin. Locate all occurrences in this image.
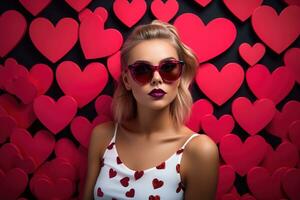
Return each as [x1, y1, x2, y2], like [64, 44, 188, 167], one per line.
[82, 39, 219, 200]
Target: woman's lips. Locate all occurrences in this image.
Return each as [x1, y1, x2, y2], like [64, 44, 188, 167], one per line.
[148, 88, 166, 98]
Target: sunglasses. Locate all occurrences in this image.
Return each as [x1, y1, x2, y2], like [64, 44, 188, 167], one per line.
[126, 59, 184, 85]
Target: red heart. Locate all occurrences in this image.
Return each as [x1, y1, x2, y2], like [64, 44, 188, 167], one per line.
[152, 178, 164, 189]
[247, 167, 284, 200]
[56, 61, 108, 108]
[149, 195, 160, 200]
[113, 0, 147, 27]
[246, 64, 295, 105]
[196, 63, 244, 106]
[151, 0, 179, 22]
[261, 142, 298, 174]
[29, 17, 78, 63]
[289, 120, 300, 151]
[216, 165, 235, 198]
[79, 7, 108, 22]
[10, 128, 55, 167]
[223, 0, 262, 22]
[95, 95, 113, 119]
[194, 0, 212, 7]
[251, 5, 300, 54]
[107, 51, 121, 82]
[185, 99, 213, 132]
[0, 10, 27, 57]
[220, 134, 268, 176]
[70, 116, 93, 148]
[0, 115, 16, 144]
[284, 0, 300, 6]
[97, 187, 104, 197]
[33, 95, 78, 134]
[232, 97, 276, 135]
[79, 13, 123, 59]
[109, 168, 117, 178]
[266, 100, 300, 139]
[65, 0, 91, 12]
[125, 188, 135, 197]
[120, 177, 130, 187]
[19, 0, 51, 16]
[284, 47, 300, 84]
[282, 168, 300, 200]
[0, 168, 28, 200]
[156, 162, 165, 169]
[201, 114, 234, 144]
[174, 13, 236, 62]
[238, 43, 265, 66]
[134, 170, 144, 180]
[0, 94, 36, 128]
[29, 63, 53, 96]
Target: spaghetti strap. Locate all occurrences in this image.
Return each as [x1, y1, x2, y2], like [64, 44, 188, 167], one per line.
[112, 122, 119, 142]
[181, 133, 199, 149]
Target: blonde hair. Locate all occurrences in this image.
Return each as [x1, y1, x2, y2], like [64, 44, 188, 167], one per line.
[111, 20, 199, 128]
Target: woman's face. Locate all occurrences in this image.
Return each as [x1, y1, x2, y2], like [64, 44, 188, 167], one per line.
[122, 39, 181, 111]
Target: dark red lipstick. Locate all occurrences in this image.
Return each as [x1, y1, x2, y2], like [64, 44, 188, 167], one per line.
[148, 88, 166, 98]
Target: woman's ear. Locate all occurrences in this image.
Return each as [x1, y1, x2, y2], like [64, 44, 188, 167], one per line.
[122, 72, 132, 90]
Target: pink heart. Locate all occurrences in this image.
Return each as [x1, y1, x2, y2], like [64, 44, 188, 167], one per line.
[113, 0, 147, 27]
[246, 64, 295, 105]
[0, 10, 27, 57]
[79, 7, 108, 22]
[261, 142, 298, 174]
[29, 17, 78, 63]
[288, 120, 300, 151]
[19, 0, 51, 16]
[65, 0, 91, 12]
[251, 5, 300, 54]
[223, 0, 262, 22]
[220, 134, 268, 176]
[174, 13, 236, 62]
[201, 114, 234, 144]
[70, 116, 93, 148]
[0, 115, 16, 144]
[56, 61, 108, 108]
[284, 47, 300, 84]
[194, 0, 212, 7]
[238, 43, 265, 66]
[10, 128, 55, 167]
[151, 0, 179, 22]
[29, 63, 53, 96]
[266, 100, 300, 139]
[216, 165, 235, 198]
[0, 94, 36, 128]
[79, 13, 123, 59]
[247, 167, 286, 200]
[95, 95, 113, 119]
[0, 168, 28, 200]
[196, 63, 244, 106]
[282, 168, 300, 200]
[33, 95, 78, 134]
[232, 97, 276, 135]
[185, 99, 214, 132]
[107, 50, 121, 82]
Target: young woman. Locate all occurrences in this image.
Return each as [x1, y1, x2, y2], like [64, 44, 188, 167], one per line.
[83, 20, 219, 200]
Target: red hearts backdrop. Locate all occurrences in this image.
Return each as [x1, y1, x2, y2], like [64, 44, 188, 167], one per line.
[0, 0, 299, 199]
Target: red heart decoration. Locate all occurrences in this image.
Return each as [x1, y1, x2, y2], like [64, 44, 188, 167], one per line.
[113, 0, 147, 27]
[29, 63, 53, 96]
[284, 0, 300, 6]
[19, 0, 51, 16]
[95, 95, 113, 119]
[152, 178, 164, 189]
[120, 176, 130, 187]
[79, 7, 108, 22]
[185, 99, 213, 132]
[284, 47, 300, 84]
[266, 100, 300, 139]
[247, 167, 284, 200]
[216, 165, 235, 198]
[174, 13, 237, 62]
[201, 114, 235, 144]
[79, 13, 123, 59]
[70, 116, 94, 148]
[0, 94, 36, 129]
[107, 51, 121, 82]
[251, 5, 300, 54]
[0, 10, 27, 57]
[238, 43, 265, 66]
[282, 168, 300, 200]
[125, 188, 135, 197]
[29, 17, 78, 63]
[196, 63, 244, 106]
[194, 0, 212, 7]
[232, 97, 276, 135]
[10, 128, 55, 167]
[56, 61, 108, 108]
[0, 168, 28, 200]
[246, 64, 295, 105]
[33, 95, 78, 134]
[261, 142, 298, 174]
[65, 0, 91, 12]
[288, 120, 300, 151]
[0, 115, 16, 144]
[223, 0, 262, 22]
[220, 134, 268, 176]
[151, 0, 179, 22]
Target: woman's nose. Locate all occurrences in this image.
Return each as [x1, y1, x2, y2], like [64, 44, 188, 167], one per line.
[150, 70, 163, 85]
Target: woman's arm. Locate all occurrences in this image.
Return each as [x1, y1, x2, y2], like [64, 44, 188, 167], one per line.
[184, 134, 220, 200]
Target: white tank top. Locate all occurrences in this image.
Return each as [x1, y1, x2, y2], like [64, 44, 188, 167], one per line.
[94, 122, 199, 200]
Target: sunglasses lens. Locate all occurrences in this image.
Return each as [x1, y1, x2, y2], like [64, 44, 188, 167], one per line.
[130, 63, 153, 84]
[159, 61, 182, 82]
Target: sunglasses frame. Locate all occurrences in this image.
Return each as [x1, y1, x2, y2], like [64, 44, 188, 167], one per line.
[126, 59, 185, 85]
